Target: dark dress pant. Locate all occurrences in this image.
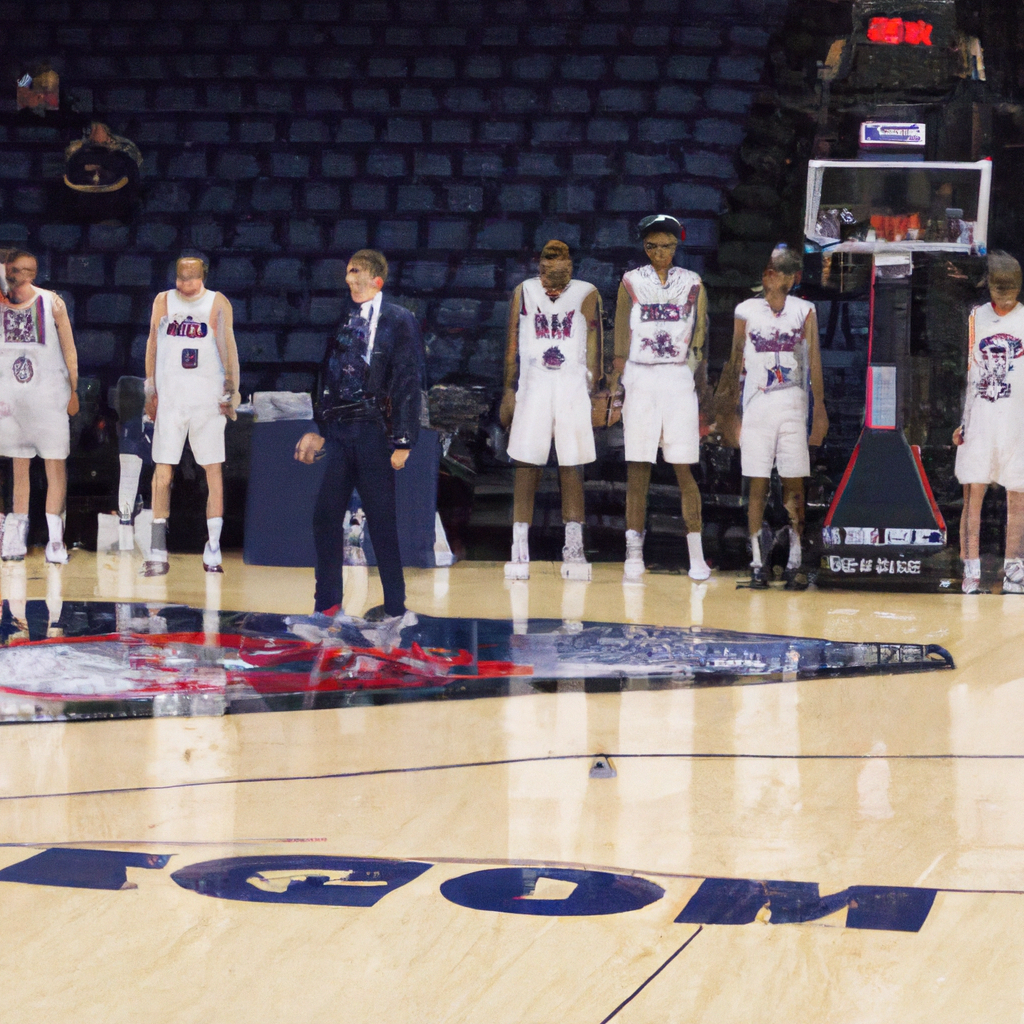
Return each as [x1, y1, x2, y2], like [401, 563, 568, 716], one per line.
[313, 417, 406, 616]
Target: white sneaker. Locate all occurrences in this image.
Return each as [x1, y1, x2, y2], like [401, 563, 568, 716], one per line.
[962, 573, 982, 595]
[45, 540, 68, 565]
[2, 515, 28, 561]
[624, 529, 645, 580]
[1003, 559, 1024, 594]
[561, 521, 592, 581]
[203, 541, 224, 574]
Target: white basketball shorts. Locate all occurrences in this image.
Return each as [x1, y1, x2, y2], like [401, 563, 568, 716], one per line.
[507, 368, 596, 467]
[0, 384, 70, 459]
[956, 401, 1024, 491]
[622, 362, 699, 465]
[740, 388, 810, 478]
[152, 396, 226, 466]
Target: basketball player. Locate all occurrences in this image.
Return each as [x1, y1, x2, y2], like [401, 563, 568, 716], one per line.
[0, 250, 79, 563]
[715, 247, 828, 588]
[954, 251, 1024, 594]
[610, 214, 712, 581]
[143, 254, 239, 575]
[500, 240, 603, 581]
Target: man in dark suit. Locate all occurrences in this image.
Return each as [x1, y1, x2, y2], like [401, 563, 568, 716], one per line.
[295, 249, 424, 621]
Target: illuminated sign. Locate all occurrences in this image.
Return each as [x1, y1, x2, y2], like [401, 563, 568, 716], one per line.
[860, 122, 927, 147]
[866, 17, 933, 45]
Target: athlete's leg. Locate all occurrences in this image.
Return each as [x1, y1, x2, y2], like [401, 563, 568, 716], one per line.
[1002, 490, 1024, 593]
[151, 463, 174, 520]
[559, 464, 585, 524]
[42, 459, 69, 563]
[625, 461, 651, 533]
[674, 463, 710, 580]
[624, 461, 651, 579]
[12, 458, 30, 514]
[513, 463, 543, 525]
[200, 463, 225, 571]
[42, 459, 66, 516]
[201, 462, 224, 519]
[673, 463, 702, 534]
[961, 482, 985, 561]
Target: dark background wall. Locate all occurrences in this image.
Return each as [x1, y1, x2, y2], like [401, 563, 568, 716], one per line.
[0, 0, 786, 397]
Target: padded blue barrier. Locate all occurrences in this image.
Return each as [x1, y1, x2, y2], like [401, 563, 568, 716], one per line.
[243, 419, 439, 569]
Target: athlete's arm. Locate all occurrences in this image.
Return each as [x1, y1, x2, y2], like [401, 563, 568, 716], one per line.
[805, 307, 829, 447]
[955, 308, 977, 445]
[714, 316, 747, 448]
[144, 292, 167, 420]
[52, 294, 80, 416]
[213, 293, 241, 420]
[608, 281, 632, 425]
[583, 286, 603, 391]
[500, 283, 523, 429]
[690, 284, 715, 434]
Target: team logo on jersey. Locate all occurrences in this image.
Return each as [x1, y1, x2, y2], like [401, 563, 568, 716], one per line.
[976, 333, 1024, 402]
[3, 298, 45, 346]
[764, 355, 793, 390]
[534, 310, 575, 341]
[640, 303, 681, 322]
[639, 332, 681, 358]
[542, 346, 565, 368]
[12, 356, 33, 383]
[166, 316, 209, 339]
[750, 325, 804, 353]
[638, 285, 700, 324]
[181, 348, 199, 369]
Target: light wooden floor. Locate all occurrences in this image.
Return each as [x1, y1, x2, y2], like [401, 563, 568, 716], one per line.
[1, 549, 1023, 1022]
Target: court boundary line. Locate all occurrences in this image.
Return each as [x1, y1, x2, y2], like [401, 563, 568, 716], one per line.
[598, 927, 703, 1023]
[6, 750, 1024, 803]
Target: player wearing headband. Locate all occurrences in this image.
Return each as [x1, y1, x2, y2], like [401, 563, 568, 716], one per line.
[609, 214, 712, 581]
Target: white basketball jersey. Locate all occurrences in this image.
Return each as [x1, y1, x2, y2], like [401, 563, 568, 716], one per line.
[622, 265, 702, 364]
[517, 278, 592, 375]
[964, 301, 1024, 421]
[0, 287, 69, 394]
[735, 294, 814, 408]
[155, 288, 224, 396]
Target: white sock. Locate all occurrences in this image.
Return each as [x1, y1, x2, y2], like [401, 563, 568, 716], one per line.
[207, 516, 223, 550]
[964, 557, 981, 578]
[686, 531, 707, 567]
[787, 528, 802, 570]
[45, 512, 64, 546]
[750, 533, 762, 568]
[151, 517, 168, 561]
[118, 454, 143, 521]
[512, 521, 529, 561]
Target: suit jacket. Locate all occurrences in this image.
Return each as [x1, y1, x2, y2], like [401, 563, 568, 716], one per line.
[318, 296, 425, 448]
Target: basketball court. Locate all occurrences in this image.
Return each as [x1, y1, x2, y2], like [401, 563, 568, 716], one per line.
[0, 550, 1021, 1022]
